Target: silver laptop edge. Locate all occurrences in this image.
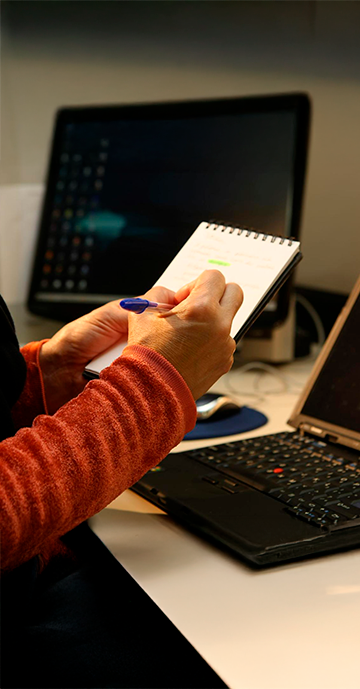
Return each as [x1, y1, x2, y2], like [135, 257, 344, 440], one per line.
[288, 275, 360, 451]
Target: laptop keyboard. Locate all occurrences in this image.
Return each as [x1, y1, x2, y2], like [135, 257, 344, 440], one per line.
[186, 432, 360, 530]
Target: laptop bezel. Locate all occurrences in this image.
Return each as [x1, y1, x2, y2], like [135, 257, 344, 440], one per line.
[288, 275, 360, 451]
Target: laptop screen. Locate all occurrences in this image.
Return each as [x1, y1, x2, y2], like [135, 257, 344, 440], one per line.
[28, 94, 310, 321]
[300, 292, 360, 435]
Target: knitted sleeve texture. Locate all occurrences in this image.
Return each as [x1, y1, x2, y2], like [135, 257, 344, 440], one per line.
[1, 344, 196, 572]
[11, 340, 50, 429]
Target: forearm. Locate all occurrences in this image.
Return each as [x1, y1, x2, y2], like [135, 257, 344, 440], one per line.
[1, 346, 196, 572]
[11, 341, 49, 430]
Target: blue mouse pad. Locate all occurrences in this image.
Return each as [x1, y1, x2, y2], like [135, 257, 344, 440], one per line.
[184, 406, 268, 441]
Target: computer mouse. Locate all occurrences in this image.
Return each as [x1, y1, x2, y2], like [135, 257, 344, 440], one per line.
[195, 393, 241, 421]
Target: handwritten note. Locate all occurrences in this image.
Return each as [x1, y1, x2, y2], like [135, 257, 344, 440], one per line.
[155, 222, 301, 339]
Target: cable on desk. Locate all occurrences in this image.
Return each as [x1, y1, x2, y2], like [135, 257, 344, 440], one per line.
[223, 359, 305, 402]
[223, 294, 326, 402]
[295, 293, 326, 348]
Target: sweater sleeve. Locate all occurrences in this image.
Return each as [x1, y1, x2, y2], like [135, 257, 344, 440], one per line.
[0, 344, 197, 572]
[11, 340, 49, 430]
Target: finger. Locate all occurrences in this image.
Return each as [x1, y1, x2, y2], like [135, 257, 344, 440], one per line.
[142, 285, 176, 305]
[219, 283, 244, 319]
[174, 278, 197, 304]
[83, 300, 129, 330]
[175, 270, 226, 304]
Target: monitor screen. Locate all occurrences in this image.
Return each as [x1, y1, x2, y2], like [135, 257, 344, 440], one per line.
[28, 94, 310, 322]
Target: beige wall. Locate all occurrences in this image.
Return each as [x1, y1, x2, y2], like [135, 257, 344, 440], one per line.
[1, 1, 360, 293]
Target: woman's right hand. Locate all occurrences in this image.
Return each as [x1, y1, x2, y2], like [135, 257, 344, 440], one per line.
[128, 269, 243, 400]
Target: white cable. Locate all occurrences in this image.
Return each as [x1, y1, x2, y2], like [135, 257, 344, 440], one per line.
[239, 361, 304, 394]
[295, 293, 326, 347]
[223, 359, 304, 403]
[223, 295, 326, 402]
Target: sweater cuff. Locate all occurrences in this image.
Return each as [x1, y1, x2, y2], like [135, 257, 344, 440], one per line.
[118, 344, 197, 434]
[12, 340, 50, 428]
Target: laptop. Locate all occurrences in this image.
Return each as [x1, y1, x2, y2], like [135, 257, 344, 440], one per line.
[131, 276, 360, 567]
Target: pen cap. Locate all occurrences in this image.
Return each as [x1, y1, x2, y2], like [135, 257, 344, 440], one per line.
[119, 298, 151, 314]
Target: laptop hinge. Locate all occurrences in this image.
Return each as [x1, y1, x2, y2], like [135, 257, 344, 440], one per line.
[299, 423, 360, 451]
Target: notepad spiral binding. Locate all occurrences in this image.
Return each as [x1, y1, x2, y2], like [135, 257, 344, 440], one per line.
[206, 221, 295, 246]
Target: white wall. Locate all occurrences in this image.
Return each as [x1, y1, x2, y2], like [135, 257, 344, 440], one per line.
[1, 1, 360, 299]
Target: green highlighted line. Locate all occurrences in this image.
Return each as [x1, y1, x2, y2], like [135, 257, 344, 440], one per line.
[208, 259, 231, 267]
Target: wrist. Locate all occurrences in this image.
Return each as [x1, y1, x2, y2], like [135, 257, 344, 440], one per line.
[39, 340, 86, 414]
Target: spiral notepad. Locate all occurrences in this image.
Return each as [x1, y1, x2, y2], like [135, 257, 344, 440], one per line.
[155, 221, 302, 342]
[85, 220, 301, 377]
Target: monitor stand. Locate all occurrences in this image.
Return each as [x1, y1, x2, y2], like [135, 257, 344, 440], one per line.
[238, 297, 296, 364]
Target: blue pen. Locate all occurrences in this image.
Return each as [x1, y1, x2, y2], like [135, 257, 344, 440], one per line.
[120, 298, 174, 314]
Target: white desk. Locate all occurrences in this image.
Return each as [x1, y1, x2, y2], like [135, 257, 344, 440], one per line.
[90, 358, 360, 689]
[9, 305, 359, 689]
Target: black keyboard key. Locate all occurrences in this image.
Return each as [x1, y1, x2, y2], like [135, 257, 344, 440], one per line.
[328, 516, 360, 531]
[323, 487, 349, 499]
[202, 476, 218, 485]
[324, 500, 360, 519]
[217, 466, 272, 492]
[337, 490, 358, 501]
[299, 487, 323, 497]
[324, 511, 344, 523]
[268, 487, 287, 499]
[221, 486, 237, 495]
[288, 505, 345, 528]
[313, 494, 339, 507]
[286, 506, 322, 527]
[223, 478, 238, 487]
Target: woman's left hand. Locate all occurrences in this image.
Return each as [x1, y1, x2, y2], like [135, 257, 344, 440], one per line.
[39, 287, 176, 413]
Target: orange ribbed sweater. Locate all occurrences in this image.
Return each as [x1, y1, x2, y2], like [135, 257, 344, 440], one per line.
[1, 341, 196, 573]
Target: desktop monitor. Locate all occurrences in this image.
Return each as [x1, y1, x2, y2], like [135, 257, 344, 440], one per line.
[28, 94, 310, 325]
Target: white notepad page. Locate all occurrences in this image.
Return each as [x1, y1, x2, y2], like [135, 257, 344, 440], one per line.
[85, 221, 300, 376]
[155, 222, 300, 340]
[85, 341, 127, 377]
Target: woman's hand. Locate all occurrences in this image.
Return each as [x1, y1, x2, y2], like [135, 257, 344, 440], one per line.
[39, 286, 177, 413]
[128, 270, 243, 400]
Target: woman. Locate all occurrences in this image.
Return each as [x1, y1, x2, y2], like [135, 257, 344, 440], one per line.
[1, 270, 242, 689]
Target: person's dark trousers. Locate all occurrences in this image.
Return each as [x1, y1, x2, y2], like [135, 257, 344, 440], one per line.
[1, 522, 228, 689]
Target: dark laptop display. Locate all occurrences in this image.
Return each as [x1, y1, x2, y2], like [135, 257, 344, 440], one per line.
[132, 277, 360, 566]
[28, 94, 309, 324]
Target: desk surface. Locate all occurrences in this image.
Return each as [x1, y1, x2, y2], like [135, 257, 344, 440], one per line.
[90, 358, 360, 689]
